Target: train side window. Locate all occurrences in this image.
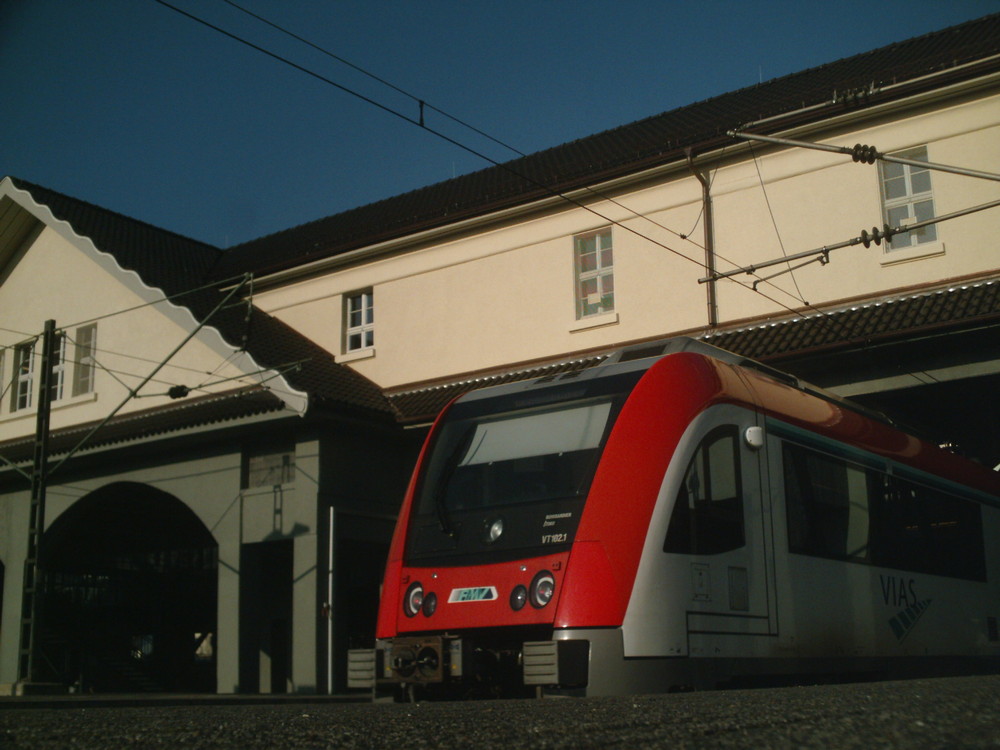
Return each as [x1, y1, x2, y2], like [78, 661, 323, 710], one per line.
[871, 477, 986, 581]
[783, 443, 872, 562]
[663, 426, 744, 555]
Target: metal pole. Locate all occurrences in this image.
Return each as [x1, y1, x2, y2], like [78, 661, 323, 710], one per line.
[327, 506, 334, 696]
[18, 319, 57, 687]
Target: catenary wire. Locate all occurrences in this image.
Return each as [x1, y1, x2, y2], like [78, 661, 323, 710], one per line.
[151, 0, 869, 340]
[213, 0, 814, 310]
[749, 141, 808, 304]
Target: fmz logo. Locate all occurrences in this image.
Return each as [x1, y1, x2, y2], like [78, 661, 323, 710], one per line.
[880, 575, 931, 643]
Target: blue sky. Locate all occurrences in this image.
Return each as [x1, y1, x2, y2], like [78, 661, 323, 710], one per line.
[1, 0, 996, 247]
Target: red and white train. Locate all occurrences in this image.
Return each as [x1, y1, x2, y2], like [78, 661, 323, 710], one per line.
[348, 338, 1000, 697]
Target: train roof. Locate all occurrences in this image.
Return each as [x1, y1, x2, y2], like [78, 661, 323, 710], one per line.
[450, 336, 1000, 500]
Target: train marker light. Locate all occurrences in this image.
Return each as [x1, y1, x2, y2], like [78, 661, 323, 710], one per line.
[744, 426, 764, 450]
[422, 592, 438, 617]
[510, 584, 528, 611]
[404, 581, 424, 617]
[530, 570, 556, 608]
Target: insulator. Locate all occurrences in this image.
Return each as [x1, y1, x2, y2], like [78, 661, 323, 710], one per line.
[861, 226, 888, 247]
[851, 143, 878, 164]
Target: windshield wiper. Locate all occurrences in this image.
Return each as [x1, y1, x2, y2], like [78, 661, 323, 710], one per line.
[435, 428, 474, 539]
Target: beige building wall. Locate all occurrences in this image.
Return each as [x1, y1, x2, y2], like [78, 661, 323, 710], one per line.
[0, 218, 306, 442]
[254, 88, 1000, 390]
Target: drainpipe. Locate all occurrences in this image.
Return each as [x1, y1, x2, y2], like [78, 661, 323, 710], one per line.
[686, 148, 719, 328]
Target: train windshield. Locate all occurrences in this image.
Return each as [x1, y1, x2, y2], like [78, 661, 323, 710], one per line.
[406, 369, 642, 565]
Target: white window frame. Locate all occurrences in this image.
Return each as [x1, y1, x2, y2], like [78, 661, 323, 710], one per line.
[72, 323, 97, 397]
[574, 228, 614, 319]
[879, 146, 936, 251]
[49, 332, 66, 402]
[11, 340, 34, 412]
[345, 290, 374, 353]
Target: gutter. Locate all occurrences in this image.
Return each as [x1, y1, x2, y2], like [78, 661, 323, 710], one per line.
[686, 148, 718, 328]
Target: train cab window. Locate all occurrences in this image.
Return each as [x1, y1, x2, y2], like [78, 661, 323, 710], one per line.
[663, 426, 744, 555]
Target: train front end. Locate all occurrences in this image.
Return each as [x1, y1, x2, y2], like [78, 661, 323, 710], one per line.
[348, 364, 647, 698]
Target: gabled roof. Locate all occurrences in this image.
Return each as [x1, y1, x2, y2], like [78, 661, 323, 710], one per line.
[4, 177, 396, 420]
[217, 13, 1000, 280]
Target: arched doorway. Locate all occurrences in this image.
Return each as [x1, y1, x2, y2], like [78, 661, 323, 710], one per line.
[39, 482, 218, 692]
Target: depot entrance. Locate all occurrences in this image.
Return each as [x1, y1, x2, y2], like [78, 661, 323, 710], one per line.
[39, 482, 217, 692]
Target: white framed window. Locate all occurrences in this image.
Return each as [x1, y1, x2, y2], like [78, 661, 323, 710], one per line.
[345, 290, 374, 352]
[72, 324, 97, 397]
[11, 340, 34, 412]
[575, 229, 614, 318]
[880, 146, 936, 250]
[49, 333, 66, 402]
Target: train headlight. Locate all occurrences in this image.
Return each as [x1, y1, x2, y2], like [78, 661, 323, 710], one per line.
[422, 592, 438, 617]
[529, 570, 555, 609]
[403, 581, 424, 618]
[510, 584, 528, 611]
[483, 517, 504, 544]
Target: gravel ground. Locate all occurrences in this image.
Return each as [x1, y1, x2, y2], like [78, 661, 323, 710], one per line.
[2, 675, 999, 749]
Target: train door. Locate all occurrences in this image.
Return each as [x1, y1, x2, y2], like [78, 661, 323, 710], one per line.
[622, 404, 777, 657]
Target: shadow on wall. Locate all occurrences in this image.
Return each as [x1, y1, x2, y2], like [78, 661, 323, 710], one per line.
[38, 481, 218, 693]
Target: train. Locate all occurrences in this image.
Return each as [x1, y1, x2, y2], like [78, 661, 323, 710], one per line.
[347, 337, 1000, 698]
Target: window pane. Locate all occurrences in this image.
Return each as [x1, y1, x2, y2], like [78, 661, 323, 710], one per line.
[576, 235, 597, 254]
[578, 251, 596, 273]
[883, 175, 907, 201]
[73, 324, 97, 396]
[707, 437, 736, 500]
[580, 278, 598, 297]
[600, 247, 613, 269]
[664, 428, 744, 555]
[783, 443, 872, 561]
[882, 161, 904, 181]
[12, 342, 34, 411]
[913, 199, 934, 222]
[887, 205, 910, 225]
[910, 169, 931, 195]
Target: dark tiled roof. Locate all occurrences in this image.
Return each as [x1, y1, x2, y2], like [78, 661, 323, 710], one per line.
[10, 178, 224, 284]
[9, 178, 396, 419]
[702, 278, 1000, 360]
[388, 279, 1000, 423]
[0, 387, 286, 465]
[218, 14, 1000, 279]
